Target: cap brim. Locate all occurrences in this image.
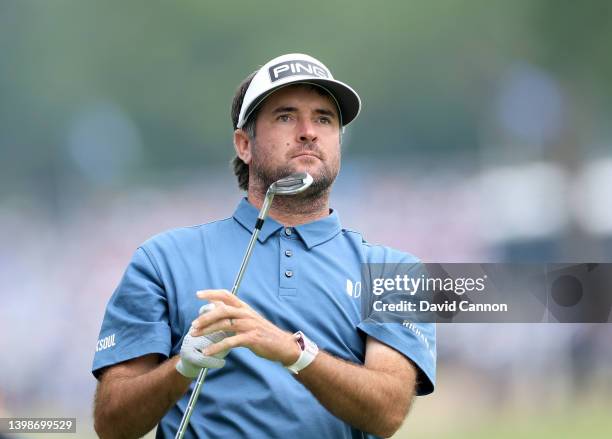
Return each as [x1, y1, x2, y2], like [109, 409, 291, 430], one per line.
[243, 78, 361, 128]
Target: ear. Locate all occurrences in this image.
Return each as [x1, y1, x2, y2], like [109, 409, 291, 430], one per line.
[233, 129, 252, 165]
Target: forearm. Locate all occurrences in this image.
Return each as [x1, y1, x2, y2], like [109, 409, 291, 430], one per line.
[295, 351, 412, 437]
[94, 355, 191, 439]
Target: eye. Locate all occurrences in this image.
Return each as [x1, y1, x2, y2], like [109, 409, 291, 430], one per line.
[318, 116, 332, 125]
[277, 114, 292, 122]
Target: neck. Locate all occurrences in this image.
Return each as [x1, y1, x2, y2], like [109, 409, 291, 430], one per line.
[247, 186, 331, 227]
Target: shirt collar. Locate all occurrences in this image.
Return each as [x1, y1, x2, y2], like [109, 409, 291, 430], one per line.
[232, 198, 342, 249]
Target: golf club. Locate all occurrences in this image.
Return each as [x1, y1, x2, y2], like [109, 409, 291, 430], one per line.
[175, 172, 313, 439]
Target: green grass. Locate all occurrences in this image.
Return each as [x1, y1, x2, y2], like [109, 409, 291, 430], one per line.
[395, 405, 612, 439]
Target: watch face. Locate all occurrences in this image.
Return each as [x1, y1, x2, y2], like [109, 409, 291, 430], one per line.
[297, 336, 305, 350]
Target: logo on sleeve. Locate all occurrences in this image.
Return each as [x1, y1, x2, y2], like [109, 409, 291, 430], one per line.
[96, 333, 116, 352]
[268, 60, 330, 82]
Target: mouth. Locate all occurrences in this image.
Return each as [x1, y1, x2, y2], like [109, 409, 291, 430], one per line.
[292, 152, 321, 160]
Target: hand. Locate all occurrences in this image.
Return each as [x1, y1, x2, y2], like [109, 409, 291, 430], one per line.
[175, 304, 231, 378]
[190, 289, 301, 367]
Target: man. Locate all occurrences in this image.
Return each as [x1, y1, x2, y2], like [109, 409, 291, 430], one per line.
[92, 53, 436, 439]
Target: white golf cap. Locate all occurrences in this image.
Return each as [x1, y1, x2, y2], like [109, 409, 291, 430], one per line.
[237, 53, 361, 129]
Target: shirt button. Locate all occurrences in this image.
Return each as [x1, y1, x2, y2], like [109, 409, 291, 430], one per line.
[285, 250, 293, 257]
[285, 270, 293, 278]
[284, 228, 292, 236]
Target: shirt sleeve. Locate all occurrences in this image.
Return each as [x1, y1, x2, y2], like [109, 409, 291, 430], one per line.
[92, 246, 172, 379]
[357, 320, 436, 395]
[358, 254, 437, 395]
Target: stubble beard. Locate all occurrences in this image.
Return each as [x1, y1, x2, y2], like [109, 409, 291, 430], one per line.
[249, 139, 339, 213]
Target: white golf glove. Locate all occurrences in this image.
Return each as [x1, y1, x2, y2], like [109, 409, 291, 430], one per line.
[176, 304, 232, 378]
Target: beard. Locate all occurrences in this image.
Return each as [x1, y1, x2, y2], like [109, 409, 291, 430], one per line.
[249, 139, 339, 201]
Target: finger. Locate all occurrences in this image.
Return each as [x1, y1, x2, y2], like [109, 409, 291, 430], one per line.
[204, 333, 250, 357]
[192, 302, 233, 329]
[198, 303, 216, 315]
[198, 300, 229, 315]
[202, 316, 255, 336]
[191, 306, 250, 334]
[198, 317, 238, 335]
[197, 289, 245, 307]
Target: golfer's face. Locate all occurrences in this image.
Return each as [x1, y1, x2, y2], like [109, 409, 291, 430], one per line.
[252, 85, 341, 185]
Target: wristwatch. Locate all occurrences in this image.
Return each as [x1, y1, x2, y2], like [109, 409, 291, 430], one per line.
[286, 331, 319, 374]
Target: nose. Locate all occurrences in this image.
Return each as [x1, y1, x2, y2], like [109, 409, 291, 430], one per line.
[297, 118, 317, 144]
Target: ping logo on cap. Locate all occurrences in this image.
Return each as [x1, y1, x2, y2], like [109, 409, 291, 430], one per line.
[268, 60, 330, 82]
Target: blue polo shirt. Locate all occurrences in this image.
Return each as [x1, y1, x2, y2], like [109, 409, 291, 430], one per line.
[92, 198, 436, 439]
